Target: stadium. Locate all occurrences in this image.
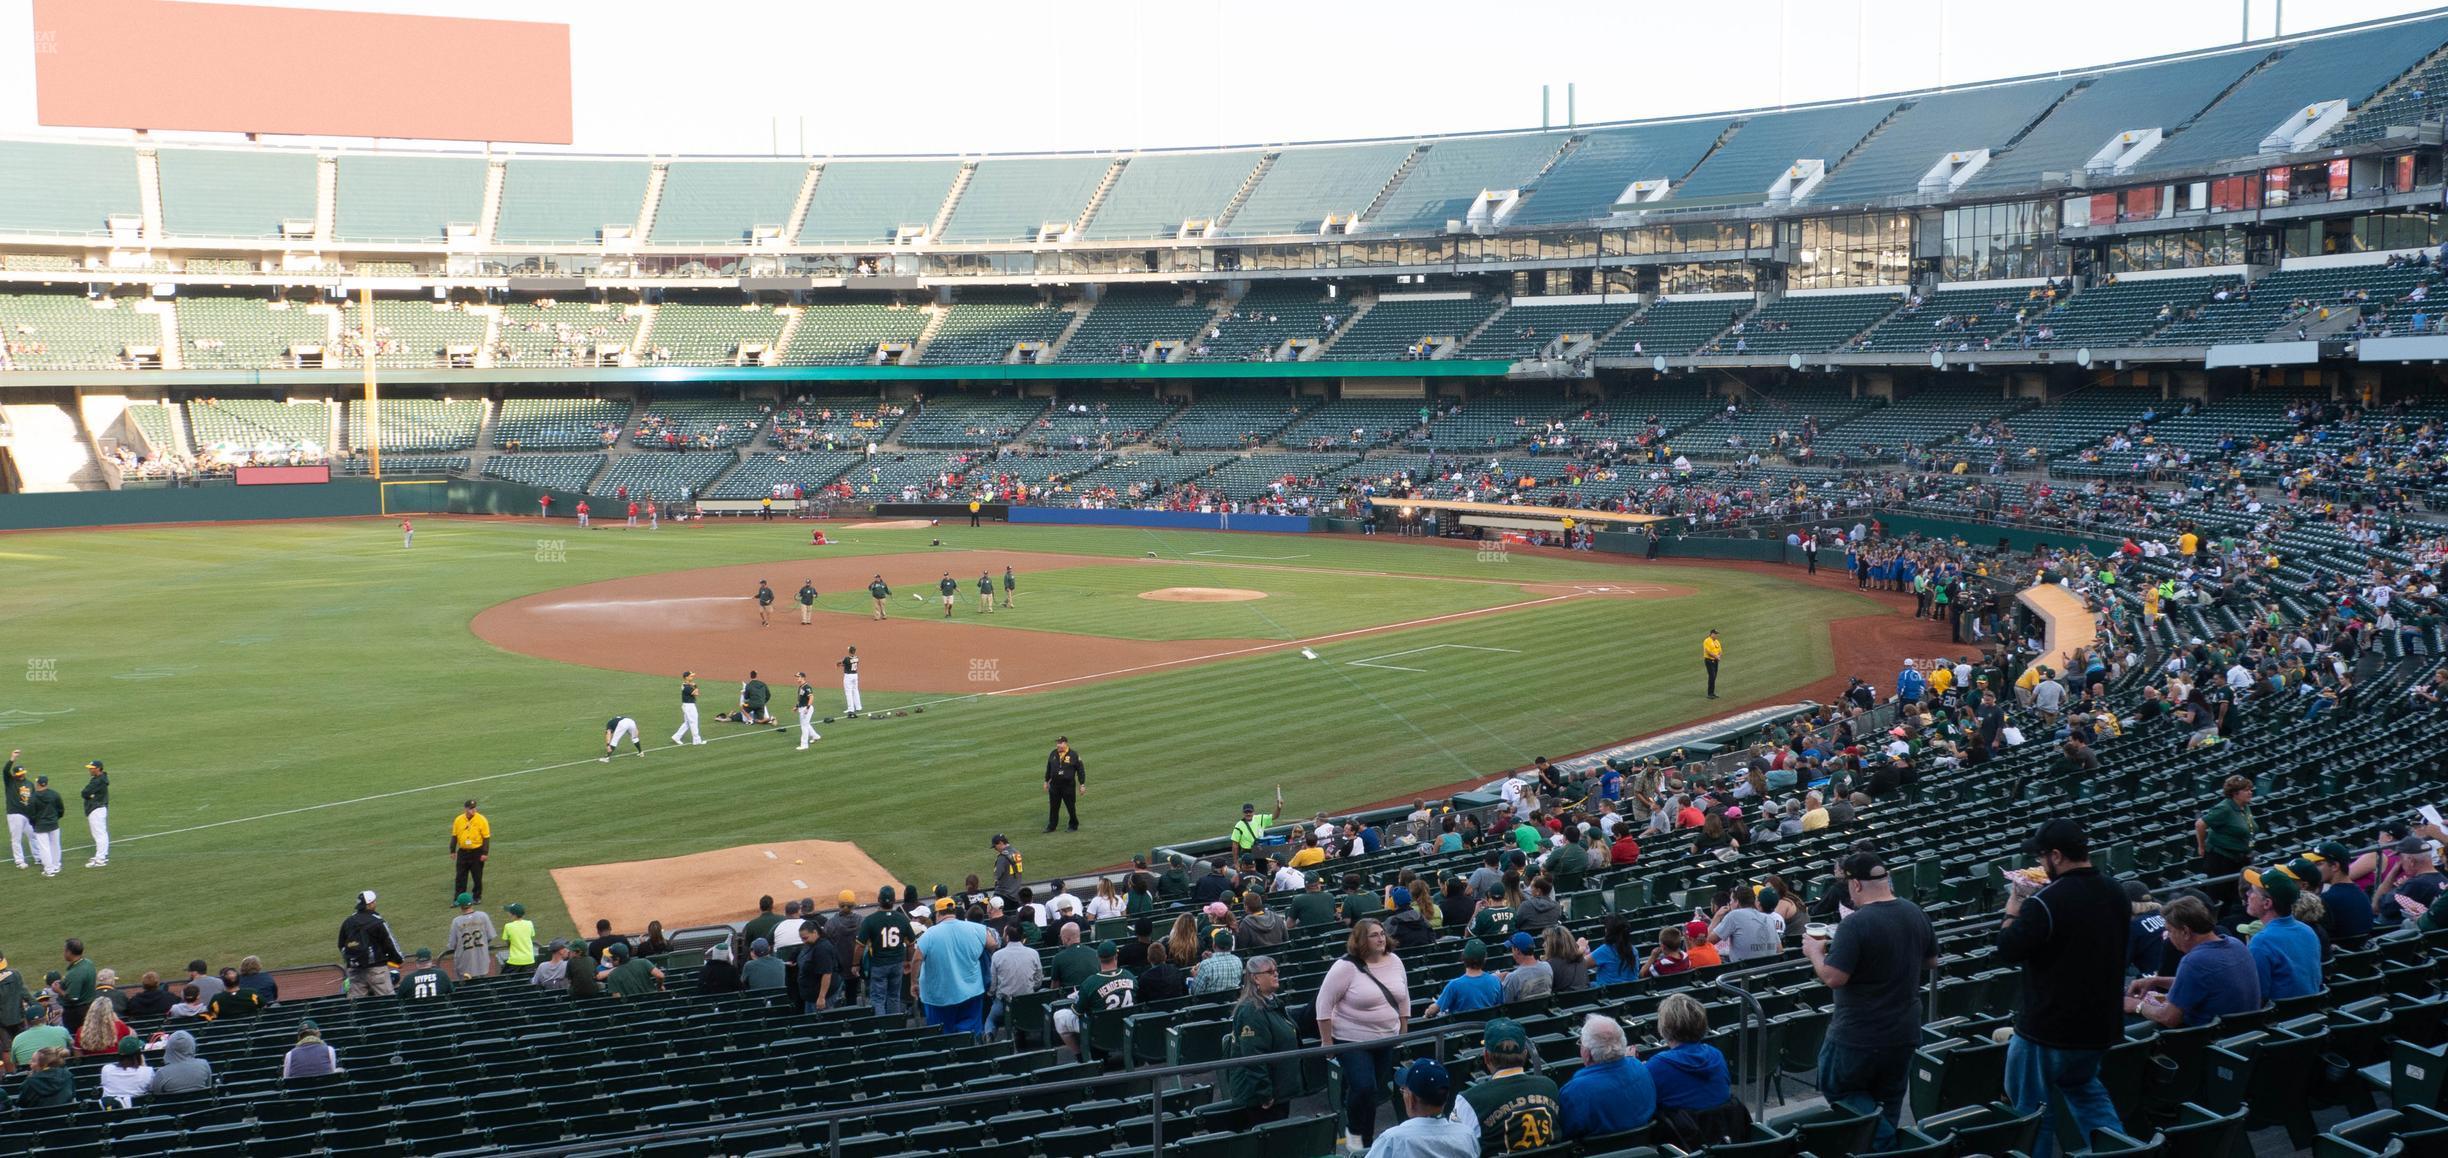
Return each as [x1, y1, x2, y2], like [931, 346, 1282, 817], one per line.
[3, 0, 2448, 1153]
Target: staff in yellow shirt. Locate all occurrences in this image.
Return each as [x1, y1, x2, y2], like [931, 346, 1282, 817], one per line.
[1702, 629, 1724, 700]
[450, 799, 492, 905]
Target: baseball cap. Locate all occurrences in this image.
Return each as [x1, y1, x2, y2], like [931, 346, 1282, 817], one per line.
[1209, 928, 1235, 952]
[608, 942, 631, 960]
[456, 892, 474, 907]
[1508, 931, 1537, 955]
[1460, 938, 1488, 964]
[2243, 865, 2302, 910]
[1389, 886, 1412, 909]
[413, 947, 432, 961]
[117, 1036, 144, 1056]
[749, 938, 771, 954]
[1685, 919, 1710, 940]
[1840, 851, 1891, 881]
[464, 799, 478, 809]
[506, 903, 525, 917]
[933, 898, 955, 913]
[2397, 836, 2430, 857]
[358, 890, 378, 906]
[545, 938, 569, 953]
[2024, 818, 2089, 860]
[878, 885, 897, 904]
[1096, 940, 1118, 959]
[990, 833, 1008, 847]
[1242, 803, 1257, 814]
[32, 776, 44, 786]
[1482, 1017, 1532, 1056]
[839, 890, 857, 904]
[2121, 879, 2150, 903]
[1397, 1058, 1454, 1100]
[85, 761, 101, 772]
[2309, 841, 2354, 865]
[1203, 901, 1229, 920]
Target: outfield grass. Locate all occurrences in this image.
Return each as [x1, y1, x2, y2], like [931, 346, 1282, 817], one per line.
[0, 519, 1876, 972]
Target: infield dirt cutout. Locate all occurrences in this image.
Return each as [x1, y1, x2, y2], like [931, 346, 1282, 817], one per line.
[1140, 586, 1268, 602]
[471, 549, 1690, 695]
[552, 839, 896, 936]
[843, 519, 938, 530]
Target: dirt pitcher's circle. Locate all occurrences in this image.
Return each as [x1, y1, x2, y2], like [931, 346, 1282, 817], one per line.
[1139, 587, 1268, 603]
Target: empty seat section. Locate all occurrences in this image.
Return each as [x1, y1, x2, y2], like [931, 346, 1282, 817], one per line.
[1857, 287, 2047, 352]
[1672, 386, 1877, 458]
[484, 452, 604, 491]
[174, 295, 331, 369]
[1056, 289, 1221, 363]
[346, 398, 482, 452]
[337, 300, 487, 368]
[1023, 390, 1178, 450]
[1458, 301, 1640, 360]
[1812, 384, 2030, 460]
[2331, 47, 2448, 146]
[706, 452, 861, 499]
[1279, 397, 1425, 450]
[1324, 297, 1500, 360]
[333, 453, 464, 475]
[2021, 275, 2230, 348]
[592, 451, 736, 498]
[1425, 392, 1576, 449]
[1508, 119, 1730, 226]
[1671, 102, 1896, 202]
[156, 148, 317, 238]
[494, 398, 629, 450]
[2142, 262, 2439, 346]
[1204, 451, 1361, 500]
[1369, 132, 1566, 231]
[941, 157, 1110, 243]
[1813, 78, 2072, 203]
[1157, 389, 1312, 448]
[779, 302, 928, 365]
[633, 399, 766, 450]
[1081, 151, 1263, 240]
[1966, 51, 2260, 192]
[2145, 14, 2448, 171]
[771, 394, 902, 450]
[123, 403, 182, 455]
[1714, 293, 1902, 355]
[494, 159, 651, 245]
[495, 302, 638, 366]
[0, 292, 164, 369]
[334, 154, 488, 242]
[916, 299, 1070, 365]
[650, 161, 808, 245]
[1220, 141, 1414, 236]
[186, 398, 333, 458]
[0, 141, 139, 236]
[896, 394, 1049, 447]
[1190, 284, 1327, 362]
[1595, 298, 1741, 356]
[647, 301, 786, 364]
[797, 160, 963, 245]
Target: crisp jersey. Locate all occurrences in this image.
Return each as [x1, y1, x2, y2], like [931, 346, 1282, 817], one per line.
[868, 581, 890, 598]
[939, 578, 958, 596]
[1080, 968, 1136, 1018]
[1464, 1070, 1564, 1153]
[858, 910, 914, 965]
[1471, 906, 1517, 939]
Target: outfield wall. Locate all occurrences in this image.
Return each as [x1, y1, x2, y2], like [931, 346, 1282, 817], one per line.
[0, 477, 601, 531]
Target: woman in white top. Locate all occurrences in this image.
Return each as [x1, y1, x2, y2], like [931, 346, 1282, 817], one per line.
[1085, 878, 1127, 921]
[98, 1037, 153, 1107]
[1315, 918, 1410, 1150]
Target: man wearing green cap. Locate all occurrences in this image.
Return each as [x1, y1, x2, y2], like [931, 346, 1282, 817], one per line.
[1423, 939, 1501, 1017]
[449, 895, 497, 980]
[79, 761, 107, 869]
[598, 943, 663, 998]
[1459, 1017, 1563, 1153]
[858, 885, 915, 1018]
[400, 949, 453, 1002]
[2242, 866, 2319, 999]
[499, 903, 538, 977]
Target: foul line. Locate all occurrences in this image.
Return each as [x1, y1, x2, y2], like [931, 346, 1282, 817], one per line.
[116, 593, 1592, 846]
[1346, 643, 1522, 673]
[1187, 549, 1311, 561]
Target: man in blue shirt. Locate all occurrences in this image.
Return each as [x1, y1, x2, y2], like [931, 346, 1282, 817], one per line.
[2311, 843, 2375, 948]
[910, 905, 999, 1040]
[2242, 865, 2320, 1000]
[1425, 939, 1503, 1017]
[1559, 1013, 1656, 1139]
[1897, 660, 1927, 705]
[2126, 896, 2260, 1027]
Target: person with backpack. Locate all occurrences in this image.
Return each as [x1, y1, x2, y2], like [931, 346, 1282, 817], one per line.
[337, 891, 404, 998]
[1317, 919, 1411, 1152]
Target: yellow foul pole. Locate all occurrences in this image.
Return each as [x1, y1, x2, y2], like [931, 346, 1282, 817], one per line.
[360, 285, 380, 479]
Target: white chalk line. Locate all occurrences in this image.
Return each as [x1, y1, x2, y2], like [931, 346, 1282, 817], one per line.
[114, 592, 1593, 845]
[1187, 549, 1312, 561]
[1346, 643, 1522, 673]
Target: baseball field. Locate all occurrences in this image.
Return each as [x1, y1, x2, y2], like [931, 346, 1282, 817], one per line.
[0, 517, 1900, 973]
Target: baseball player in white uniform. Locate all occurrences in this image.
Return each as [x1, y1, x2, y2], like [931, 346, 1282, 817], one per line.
[839, 647, 864, 716]
[4, 749, 29, 868]
[672, 672, 706, 745]
[794, 674, 823, 750]
[602, 716, 643, 762]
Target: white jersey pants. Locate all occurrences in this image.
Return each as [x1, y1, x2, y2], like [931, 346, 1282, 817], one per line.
[673, 703, 703, 744]
[6, 813, 27, 866]
[86, 808, 109, 861]
[609, 718, 640, 747]
[798, 705, 820, 747]
[842, 674, 863, 713]
[32, 829, 60, 873]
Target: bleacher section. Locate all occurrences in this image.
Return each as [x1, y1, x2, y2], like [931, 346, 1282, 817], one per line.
[1811, 384, 2030, 459]
[633, 399, 767, 450]
[494, 159, 652, 246]
[2141, 261, 2439, 346]
[123, 402, 181, 456]
[1966, 51, 2260, 192]
[1220, 142, 1413, 236]
[1424, 392, 1573, 449]
[2023, 275, 2232, 348]
[0, 293, 162, 369]
[649, 162, 807, 246]
[1368, 133, 1564, 231]
[0, 141, 139, 236]
[796, 160, 962, 245]
[1278, 397, 1425, 450]
[1021, 391, 1178, 450]
[1672, 103, 1896, 202]
[772, 395, 902, 450]
[1671, 386, 1878, 458]
[483, 452, 604, 492]
[1856, 286, 2042, 352]
[1039, 451, 1238, 504]
[895, 394, 1048, 448]
[1713, 293, 1900, 355]
[333, 454, 465, 476]
[1152, 389, 1310, 449]
[495, 301, 638, 367]
[1323, 297, 1501, 360]
[493, 398, 628, 450]
[778, 303, 928, 366]
[185, 398, 333, 456]
[1812, 79, 2071, 203]
[705, 451, 861, 499]
[648, 301, 786, 365]
[338, 300, 487, 368]
[1055, 289, 1220, 364]
[915, 299, 1070, 366]
[1079, 151, 1261, 240]
[1507, 120, 1731, 226]
[1594, 298, 1740, 357]
[155, 148, 317, 239]
[591, 450, 737, 499]
[2143, 14, 2448, 172]
[941, 157, 1111, 243]
[1190, 284, 1326, 362]
[1203, 451, 1361, 500]
[1999, 389, 2169, 456]
[1457, 300, 1640, 360]
[333, 154, 488, 243]
[2331, 46, 2448, 147]
[346, 398, 483, 453]
[174, 295, 331, 370]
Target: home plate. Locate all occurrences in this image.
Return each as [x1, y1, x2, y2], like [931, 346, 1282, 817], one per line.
[551, 839, 895, 934]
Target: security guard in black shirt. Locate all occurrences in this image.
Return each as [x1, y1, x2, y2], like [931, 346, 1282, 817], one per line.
[1045, 737, 1085, 833]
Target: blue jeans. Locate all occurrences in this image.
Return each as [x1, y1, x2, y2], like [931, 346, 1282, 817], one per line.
[1819, 1039, 1914, 1151]
[2005, 1036, 2121, 1158]
[1339, 1044, 1396, 1144]
[868, 962, 905, 1017]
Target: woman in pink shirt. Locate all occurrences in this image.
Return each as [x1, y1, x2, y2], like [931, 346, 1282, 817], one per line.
[1316, 918, 1410, 1149]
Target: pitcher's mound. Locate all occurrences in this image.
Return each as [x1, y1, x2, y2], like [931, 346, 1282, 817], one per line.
[551, 839, 897, 935]
[844, 519, 938, 530]
[1141, 587, 1268, 602]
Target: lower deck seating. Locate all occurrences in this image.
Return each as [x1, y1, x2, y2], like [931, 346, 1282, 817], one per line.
[483, 452, 603, 491]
